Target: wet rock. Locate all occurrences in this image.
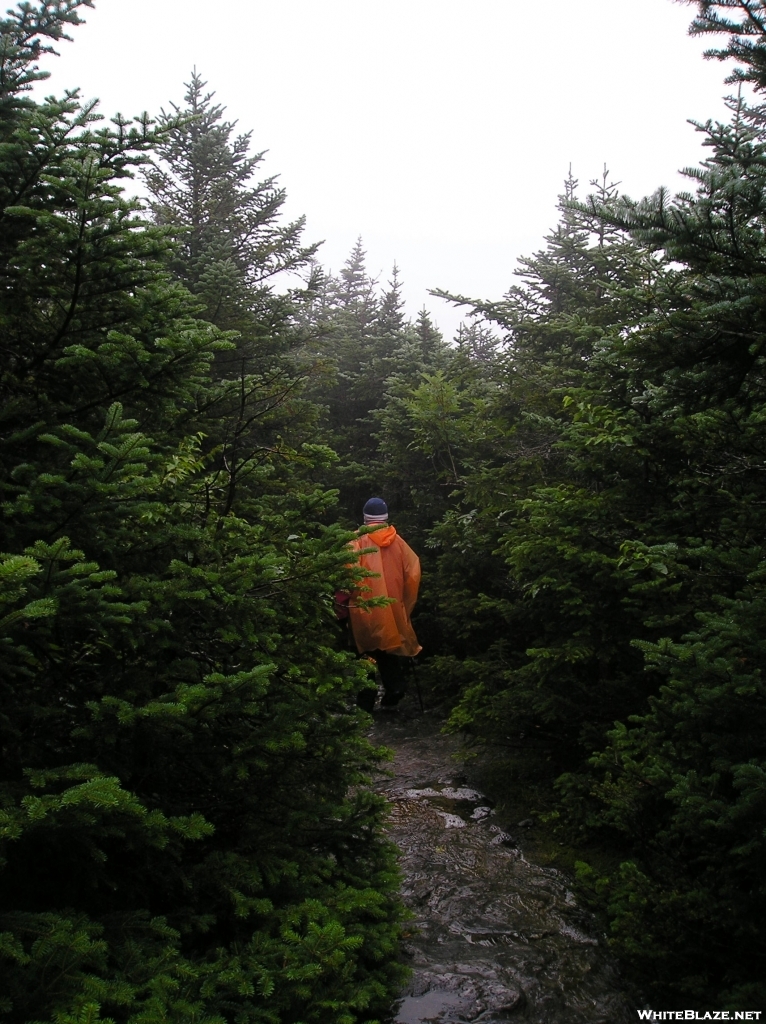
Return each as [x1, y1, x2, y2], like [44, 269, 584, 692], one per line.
[517, 818, 534, 829]
[372, 705, 635, 1024]
[471, 806, 493, 821]
[436, 811, 468, 829]
[487, 824, 517, 848]
[395, 971, 524, 1024]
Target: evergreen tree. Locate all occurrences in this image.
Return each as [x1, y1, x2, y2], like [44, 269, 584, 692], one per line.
[334, 236, 379, 340]
[400, 9, 766, 1004]
[414, 307, 444, 362]
[310, 244, 461, 526]
[143, 74, 324, 517]
[0, 8, 404, 1022]
[689, 0, 766, 89]
[453, 320, 500, 364]
[377, 263, 406, 340]
[413, 169, 654, 726]
[556, 69, 766, 1008]
[305, 242, 406, 521]
[144, 71, 316, 339]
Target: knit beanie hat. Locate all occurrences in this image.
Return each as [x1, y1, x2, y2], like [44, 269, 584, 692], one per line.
[363, 496, 388, 524]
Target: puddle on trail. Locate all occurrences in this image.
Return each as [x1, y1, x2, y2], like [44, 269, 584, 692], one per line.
[370, 705, 634, 1024]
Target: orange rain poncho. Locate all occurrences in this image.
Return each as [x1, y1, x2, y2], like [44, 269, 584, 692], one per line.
[347, 525, 422, 657]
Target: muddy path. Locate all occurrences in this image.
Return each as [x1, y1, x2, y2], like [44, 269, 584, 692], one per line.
[370, 704, 635, 1024]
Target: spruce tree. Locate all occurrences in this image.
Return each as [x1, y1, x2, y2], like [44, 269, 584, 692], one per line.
[144, 71, 317, 338]
[412, 169, 654, 736]
[143, 74, 324, 516]
[414, 307, 444, 362]
[377, 263, 406, 340]
[0, 7, 404, 1022]
[334, 237, 379, 340]
[551, 24, 766, 1004]
[404, 9, 766, 1004]
[306, 241, 397, 521]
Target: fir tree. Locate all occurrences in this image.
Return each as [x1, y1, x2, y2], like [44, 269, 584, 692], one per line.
[404, 10, 766, 1004]
[689, 0, 766, 90]
[143, 73, 324, 516]
[454, 320, 500, 364]
[334, 236, 379, 339]
[552, 48, 766, 1004]
[144, 71, 317, 337]
[414, 307, 444, 362]
[0, 8, 405, 1021]
[306, 240, 397, 521]
[377, 263, 406, 340]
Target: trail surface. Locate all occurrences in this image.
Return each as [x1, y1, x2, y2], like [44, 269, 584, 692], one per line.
[370, 704, 635, 1024]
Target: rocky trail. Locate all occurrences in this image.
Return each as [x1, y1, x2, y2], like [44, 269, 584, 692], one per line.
[370, 703, 636, 1024]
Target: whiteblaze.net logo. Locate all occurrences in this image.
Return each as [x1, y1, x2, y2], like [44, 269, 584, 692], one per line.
[637, 1013, 762, 1021]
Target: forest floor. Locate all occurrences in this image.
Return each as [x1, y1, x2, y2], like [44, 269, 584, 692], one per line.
[369, 697, 637, 1024]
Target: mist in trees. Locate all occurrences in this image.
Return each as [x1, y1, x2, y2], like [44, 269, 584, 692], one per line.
[0, 5, 404, 1022]
[3, 0, 766, 1019]
[374, 6, 766, 1008]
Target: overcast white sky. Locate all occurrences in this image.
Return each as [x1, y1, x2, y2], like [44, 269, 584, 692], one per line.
[42, 0, 734, 339]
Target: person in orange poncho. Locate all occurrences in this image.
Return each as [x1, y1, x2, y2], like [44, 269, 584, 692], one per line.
[347, 497, 421, 710]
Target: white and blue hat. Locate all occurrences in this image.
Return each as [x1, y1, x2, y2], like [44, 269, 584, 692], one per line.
[363, 497, 388, 524]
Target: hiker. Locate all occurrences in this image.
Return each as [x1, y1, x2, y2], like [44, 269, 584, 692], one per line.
[347, 497, 421, 710]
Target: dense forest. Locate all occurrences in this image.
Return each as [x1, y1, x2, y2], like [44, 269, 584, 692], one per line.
[2, 0, 766, 1019]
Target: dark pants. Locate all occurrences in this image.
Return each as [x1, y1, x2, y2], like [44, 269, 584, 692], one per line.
[374, 649, 409, 705]
[356, 649, 409, 711]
